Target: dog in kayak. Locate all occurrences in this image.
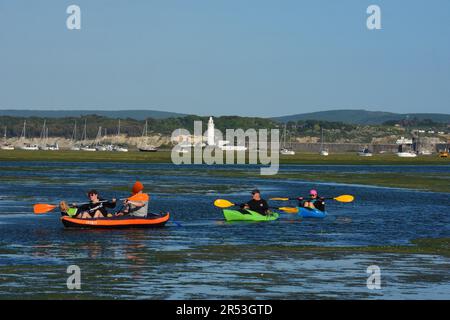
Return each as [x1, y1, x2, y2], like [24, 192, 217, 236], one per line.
[115, 181, 149, 217]
[60, 189, 117, 219]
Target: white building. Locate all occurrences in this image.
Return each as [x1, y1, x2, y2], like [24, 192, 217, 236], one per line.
[206, 116, 247, 151]
[207, 117, 215, 146]
[396, 137, 413, 145]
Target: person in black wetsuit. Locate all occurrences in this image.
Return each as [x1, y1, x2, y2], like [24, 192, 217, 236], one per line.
[70, 190, 117, 219]
[299, 189, 325, 212]
[241, 189, 269, 215]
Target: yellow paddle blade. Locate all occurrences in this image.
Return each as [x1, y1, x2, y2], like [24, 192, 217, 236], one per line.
[128, 193, 149, 202]
[270, 198, 290, 201]
[33, 204, 57, 214]
[334, 195, 354, 203]
[213, 199, 235, 208]
[279, 207, 299, 214]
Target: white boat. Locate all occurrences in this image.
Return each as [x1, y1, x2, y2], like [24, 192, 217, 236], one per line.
[79, 120, 95, 151]
[80, 145, 97, 152]
[70, 146, 81, 151]
[419, 150, 432, 155]
[319, 128, 329, 156]
[138, 120, 158, 152]
[280, 148, 295, 155]
[358, 148, 373, 157]
[280, 124, 296, 155]
[20, 144, 39, 151]
[1, 127, 14, 150]
[139, 146, 158, 152]
[39, 120, 49, 150]
[94, 127, 108, 151]
[0, 144, 15, 150]
[48, 143, 59, 151]
[96, 145, 107, 151]
[114, 145, 128, 152]
[18, 121, 38, 150]
[397, 152, 417, 158]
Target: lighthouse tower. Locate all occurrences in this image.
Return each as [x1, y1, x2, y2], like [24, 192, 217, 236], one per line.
[207, 117, 215, 146]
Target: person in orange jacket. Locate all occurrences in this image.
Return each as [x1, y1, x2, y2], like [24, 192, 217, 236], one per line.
[115, 181, 149, 217]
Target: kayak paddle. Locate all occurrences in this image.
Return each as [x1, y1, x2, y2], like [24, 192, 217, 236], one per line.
[33, 193, 150, 214]
[270, 194, 354, 203]
[213, 199, 298, 214]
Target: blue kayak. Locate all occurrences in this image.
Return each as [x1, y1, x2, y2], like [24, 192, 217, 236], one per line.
[298, 207, 327, 218]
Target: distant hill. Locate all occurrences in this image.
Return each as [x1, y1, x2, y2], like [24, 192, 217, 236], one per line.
[0, 109, 187, 120]
[273, 109, 450, 125]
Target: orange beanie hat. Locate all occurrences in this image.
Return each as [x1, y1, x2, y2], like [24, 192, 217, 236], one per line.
[132, 181, 144, 194]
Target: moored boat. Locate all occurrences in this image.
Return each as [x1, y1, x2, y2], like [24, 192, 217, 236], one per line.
[358, 147, 373, 157]
[0, 144, 15, 150]
[397, 151, 417, 158]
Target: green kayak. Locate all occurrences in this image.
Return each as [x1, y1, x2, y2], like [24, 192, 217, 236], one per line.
[223, 209, 279, 222]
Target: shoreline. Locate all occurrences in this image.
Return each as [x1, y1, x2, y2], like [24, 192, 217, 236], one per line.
[0, 150, 448, 165]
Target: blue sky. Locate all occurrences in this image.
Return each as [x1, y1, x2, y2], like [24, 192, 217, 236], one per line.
[0, 0, 449, 116]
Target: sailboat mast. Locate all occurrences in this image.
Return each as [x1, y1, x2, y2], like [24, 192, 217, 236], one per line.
[20, 120, 27, 140]
[72, 121, 77, 141]
[321, 128, 324, 151]
[40, 120, 46, 141]
[83, 119, 87, 142]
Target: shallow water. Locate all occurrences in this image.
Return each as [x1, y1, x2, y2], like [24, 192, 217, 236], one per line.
[0, 162, 449, 299]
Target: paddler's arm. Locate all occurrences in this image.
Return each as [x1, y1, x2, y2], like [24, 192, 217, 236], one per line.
[104, 198, 117, 208]
[262, 200, 270, 212]
[74, 203, 90, 212]
[127, 200, 146, 208]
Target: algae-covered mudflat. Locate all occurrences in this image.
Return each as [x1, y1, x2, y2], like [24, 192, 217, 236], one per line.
[0, 150, 448, 193]
[206, 169, 450, 193]
[0, 149, 448, 165]
[0, 161, 449, 299]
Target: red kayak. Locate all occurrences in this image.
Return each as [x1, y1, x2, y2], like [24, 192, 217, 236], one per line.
[61, 212, 170, 229]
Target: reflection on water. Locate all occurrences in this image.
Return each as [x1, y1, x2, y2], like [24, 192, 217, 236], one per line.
[0, 162, 449, 299]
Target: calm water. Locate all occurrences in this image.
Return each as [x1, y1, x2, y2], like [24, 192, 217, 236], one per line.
[0, 162, 449, 299]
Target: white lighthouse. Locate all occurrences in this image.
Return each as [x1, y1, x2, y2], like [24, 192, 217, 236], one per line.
[207, 117, 215, 146]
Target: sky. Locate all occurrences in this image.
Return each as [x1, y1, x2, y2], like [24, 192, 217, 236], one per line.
[0, 0, 449, 117]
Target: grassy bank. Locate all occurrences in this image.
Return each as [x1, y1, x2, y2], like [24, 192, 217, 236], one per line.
[0, 149, 448, 165]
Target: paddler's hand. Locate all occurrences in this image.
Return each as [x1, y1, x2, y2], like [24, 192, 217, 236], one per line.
[112, 198, 117, 203]
[71, 203, 77, 207]
[297, 197, 303, 201]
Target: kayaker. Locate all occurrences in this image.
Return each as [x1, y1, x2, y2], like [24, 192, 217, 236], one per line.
[115, 181, 149, 217]
[241, 189, 269, 215]
[60, 190, 117, 219]
[301, 189, 325, 212]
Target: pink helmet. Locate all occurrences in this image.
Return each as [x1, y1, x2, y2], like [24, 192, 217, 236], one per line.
[309, 189, 318, 196]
